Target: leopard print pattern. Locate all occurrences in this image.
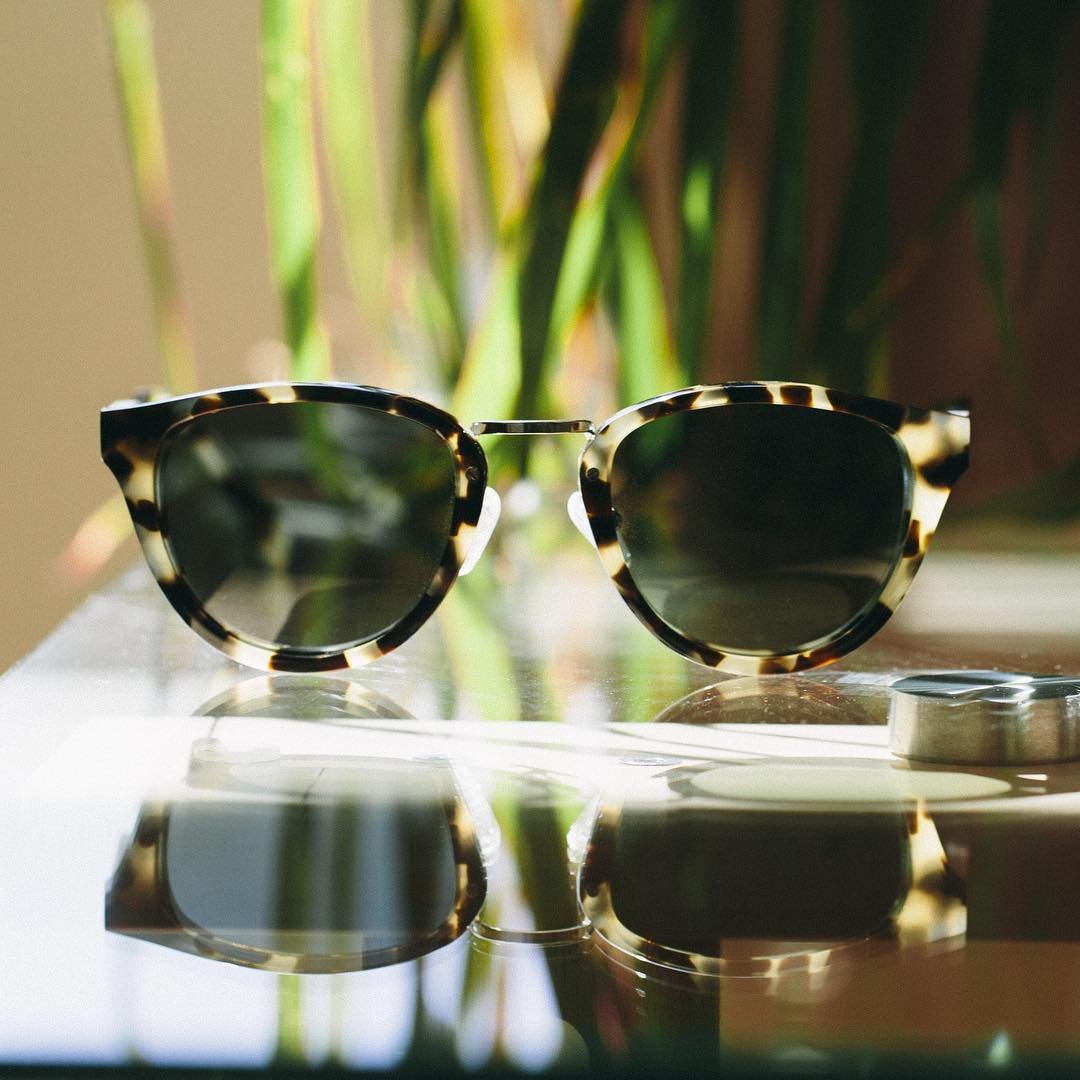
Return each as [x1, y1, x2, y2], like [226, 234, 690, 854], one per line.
[101, 383, 488, 673]
[578, 381, 970, 675]
[104, 786, 487, 974]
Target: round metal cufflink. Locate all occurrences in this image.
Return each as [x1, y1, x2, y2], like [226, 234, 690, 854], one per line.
[889, 670, 1080, 765]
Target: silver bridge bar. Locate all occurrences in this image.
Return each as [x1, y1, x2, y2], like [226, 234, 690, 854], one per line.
[469, 419, 595, 436]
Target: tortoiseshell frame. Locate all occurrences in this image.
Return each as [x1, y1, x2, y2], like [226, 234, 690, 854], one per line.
[101, 383, 488, 673]
[578, 381, 970, 675]
[105, 777, 487, 974]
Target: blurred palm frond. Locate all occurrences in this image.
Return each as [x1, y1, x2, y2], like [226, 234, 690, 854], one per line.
[317, 0, 390, 345]
[105, 0, 197, 393]
[102, 0, 1080, 495]
[261, 0, 331, 380]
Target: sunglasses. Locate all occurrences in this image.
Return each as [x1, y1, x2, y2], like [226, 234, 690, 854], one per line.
[101, 381, 969, 674]
[106, 752, 489, 973]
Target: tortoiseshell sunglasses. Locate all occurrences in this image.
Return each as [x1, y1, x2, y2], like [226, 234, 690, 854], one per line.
[101, 381, 969, 675]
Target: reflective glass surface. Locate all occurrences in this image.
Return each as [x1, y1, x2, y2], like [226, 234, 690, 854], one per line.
[3, 526, 1080, 1076]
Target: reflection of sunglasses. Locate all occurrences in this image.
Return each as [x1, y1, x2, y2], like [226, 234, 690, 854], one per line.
[102, 381, 969, 674]
[575, 762, 974, 978]
[105, 755, 487, 974]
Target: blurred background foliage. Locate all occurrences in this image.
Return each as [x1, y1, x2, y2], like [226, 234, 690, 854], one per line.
[107, 0, 1080, 479]
[47, 0, 1080, 605]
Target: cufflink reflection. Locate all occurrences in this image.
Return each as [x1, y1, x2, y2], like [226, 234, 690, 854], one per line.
[105, 744, 486, 973]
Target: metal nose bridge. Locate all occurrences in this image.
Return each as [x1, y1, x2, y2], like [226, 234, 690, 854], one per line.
[468, 419, 594, 436]
[462, 419, 600, 564]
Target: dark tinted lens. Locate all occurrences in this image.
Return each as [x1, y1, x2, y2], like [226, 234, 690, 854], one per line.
[158, 402, 456, 651]
[610, 405, 909, 654]
[163, 770, 464, 959]
[605, 805, 910, 947]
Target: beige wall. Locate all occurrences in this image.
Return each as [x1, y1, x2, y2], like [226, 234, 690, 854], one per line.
[0, 2, 282, 671]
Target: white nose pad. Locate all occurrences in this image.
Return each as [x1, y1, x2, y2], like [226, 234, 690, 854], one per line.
[460, 487, 502, 576]
[566, 490, 596, 549]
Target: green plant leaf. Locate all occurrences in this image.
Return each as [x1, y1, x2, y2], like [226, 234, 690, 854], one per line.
[512, 796, 580, 942]
[676, 0, 737, 386]
[451, 255, 521, 426]
[811, 1, 928, 396]
[105, 0, 198, 393]
[317, 0, 388, 334]
[618, 0, 687, 173]
[422, 98, 468, 377]
[459, 937, 493, 1030]
[608, 187, 681, 404]
[436, 569, 522, 724]
[548, 0, 685, 367]
[275, 975, 305, 1062]
[549, 194, 610, 354]
[399, 1, 468, 386]
[459, 0, 682, 442]
[260, 0, 331, 380]
[755, 1, 816, 380]
[401, 0, 463, 219]
[514, 0, 627, 424]
[611, 629, 689, 725]
[461, 0, 532, 235]
[406, 1, 464, 148]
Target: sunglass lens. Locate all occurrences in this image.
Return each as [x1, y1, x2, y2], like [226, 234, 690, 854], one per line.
[161, 765, 468, 961]
[609, 405, 910, 655]
[157, 402, 456, 652]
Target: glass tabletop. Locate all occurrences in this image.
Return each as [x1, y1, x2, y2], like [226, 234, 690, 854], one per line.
[3, 523, 1080, 1076]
